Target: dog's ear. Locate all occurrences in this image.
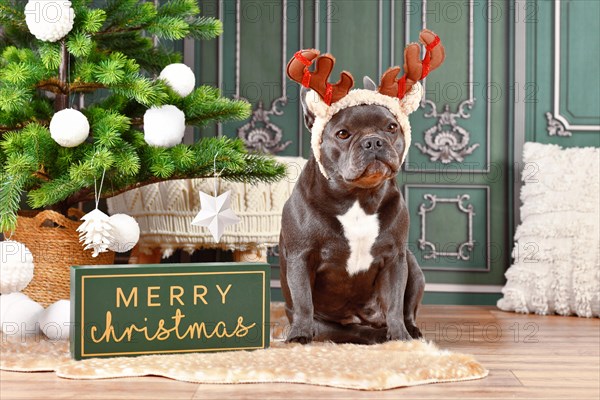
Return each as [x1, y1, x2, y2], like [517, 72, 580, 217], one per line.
[299, 86, 316, 130]
[363, 76, 377, 91]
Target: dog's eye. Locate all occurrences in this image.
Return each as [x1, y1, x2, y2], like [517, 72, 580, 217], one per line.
[336, 129, 350, 140]
[387, 123, 398, 133]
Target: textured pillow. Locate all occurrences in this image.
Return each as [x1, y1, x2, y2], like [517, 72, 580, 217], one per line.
[497, 142, 600, 317]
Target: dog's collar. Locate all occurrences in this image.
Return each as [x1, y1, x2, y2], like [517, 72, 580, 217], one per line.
[306, 83, 423, 178]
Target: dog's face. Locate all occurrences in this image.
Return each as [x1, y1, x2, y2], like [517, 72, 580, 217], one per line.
[301, 88, 405, 189]
[321, 105, 404, 188]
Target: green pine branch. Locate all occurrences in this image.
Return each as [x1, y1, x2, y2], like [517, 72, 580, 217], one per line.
[187, 16, 224, 40]
[0, 0, 287, 233]
[157, 0, 200, 18]
[0, 172, 28, 232]
[0, 1, 26, 30]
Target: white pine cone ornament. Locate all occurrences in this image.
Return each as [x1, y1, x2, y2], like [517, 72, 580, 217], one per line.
[77, 209, 113, 257]
[25, 0, 75, 42]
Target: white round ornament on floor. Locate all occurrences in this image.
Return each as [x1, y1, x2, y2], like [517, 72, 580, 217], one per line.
[38, 300, 70, 340]
[0, 293, 43, 336]
[0, 241, 35, 294]
[49, 108, 90, 147]
[159, 63, 196, 97]
[25, 0, 75, 42]
[107, 214, 140, 253]
[143, 105, 186, 147]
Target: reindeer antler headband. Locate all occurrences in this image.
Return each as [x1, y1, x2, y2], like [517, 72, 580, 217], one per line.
[287, 29, 445, 177]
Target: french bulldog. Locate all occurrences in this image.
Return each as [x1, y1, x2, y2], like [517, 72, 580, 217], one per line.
[279, 83, 425, 344]
[279, 30, 444, 344]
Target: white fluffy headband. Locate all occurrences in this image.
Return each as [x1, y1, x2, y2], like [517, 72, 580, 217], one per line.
[304, 84, 423, 177]
[286, 29, 445, 178]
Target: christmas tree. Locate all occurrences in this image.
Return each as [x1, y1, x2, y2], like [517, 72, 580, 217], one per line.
[0, 0, 286, 233]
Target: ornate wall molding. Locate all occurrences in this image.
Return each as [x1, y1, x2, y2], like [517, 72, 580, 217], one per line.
[418, 193, 475, 260]
[545, 112, 572, 137]
[546, 1, 600, 136]
[411, 0, 484, 166]
[415, 101, 480, 163]
[238, 100, 292, 154]
[234, 0, 291, 154]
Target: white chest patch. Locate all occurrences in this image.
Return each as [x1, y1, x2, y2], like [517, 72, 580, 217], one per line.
[336, 201, 380, 275]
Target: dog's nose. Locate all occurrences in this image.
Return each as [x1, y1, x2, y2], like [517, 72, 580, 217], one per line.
[362, 136, 384, 151]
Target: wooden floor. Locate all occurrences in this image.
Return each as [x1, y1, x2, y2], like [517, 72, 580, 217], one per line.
[1, 305, 599, 400]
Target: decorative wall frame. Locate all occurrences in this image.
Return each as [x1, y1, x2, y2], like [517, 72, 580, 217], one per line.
[545, 1, 600, 137]
[405, 0, 491, 173]
[418, 193, 475, 260]
[404, 184, 491, 272]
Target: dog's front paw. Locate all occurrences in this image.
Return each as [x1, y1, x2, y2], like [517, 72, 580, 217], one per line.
[386, 325, 412, 341]
[286, 323, 315, 344]
[405, 321, 422, 339]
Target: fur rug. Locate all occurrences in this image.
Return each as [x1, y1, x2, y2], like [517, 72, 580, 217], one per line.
[0, 304, 487, 390]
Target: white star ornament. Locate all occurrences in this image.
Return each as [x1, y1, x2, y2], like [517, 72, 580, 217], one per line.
[191, 190, 240, 242]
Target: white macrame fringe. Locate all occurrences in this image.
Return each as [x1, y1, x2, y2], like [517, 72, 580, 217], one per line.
[107, 157, 307, 257]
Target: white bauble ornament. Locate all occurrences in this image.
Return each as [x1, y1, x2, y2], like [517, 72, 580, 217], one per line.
[49, 108, 90, 148]
[25, 0, 75, 42]
[39, 300, 70, 341]
[159, 63, 196, 97]
[0, 293, 43, 336]
[143, 105, 186, 148]
[77, 208, 113, 257]
[107, 214, 140, 253]
[0, 241, 35, 294]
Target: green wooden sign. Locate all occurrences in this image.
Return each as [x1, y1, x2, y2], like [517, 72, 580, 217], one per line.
[70, 262, 270, 360]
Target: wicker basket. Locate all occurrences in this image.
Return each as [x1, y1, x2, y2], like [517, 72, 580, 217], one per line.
[8, 209, 115, 307]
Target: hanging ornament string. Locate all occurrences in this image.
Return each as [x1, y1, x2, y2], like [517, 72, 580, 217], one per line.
[88, 151, 107, 208]
[213, 151, 225, 197]
[213, 152, 218, 197]
[94, 167, 106, 209]
[212, 152, 226, 197]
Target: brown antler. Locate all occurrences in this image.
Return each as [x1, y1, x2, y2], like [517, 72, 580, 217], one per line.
[378, 29, 445, 99]
[286, 49, 354, 106]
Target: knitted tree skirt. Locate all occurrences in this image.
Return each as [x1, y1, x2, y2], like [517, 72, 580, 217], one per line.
[0, 303, 487, 391]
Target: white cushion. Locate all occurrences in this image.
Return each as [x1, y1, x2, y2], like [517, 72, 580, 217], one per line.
[497, 142, 600, 317]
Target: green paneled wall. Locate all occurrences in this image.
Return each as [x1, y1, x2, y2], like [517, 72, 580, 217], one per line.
[525, 0, 600, 146]
[184, 0, 598, 305]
